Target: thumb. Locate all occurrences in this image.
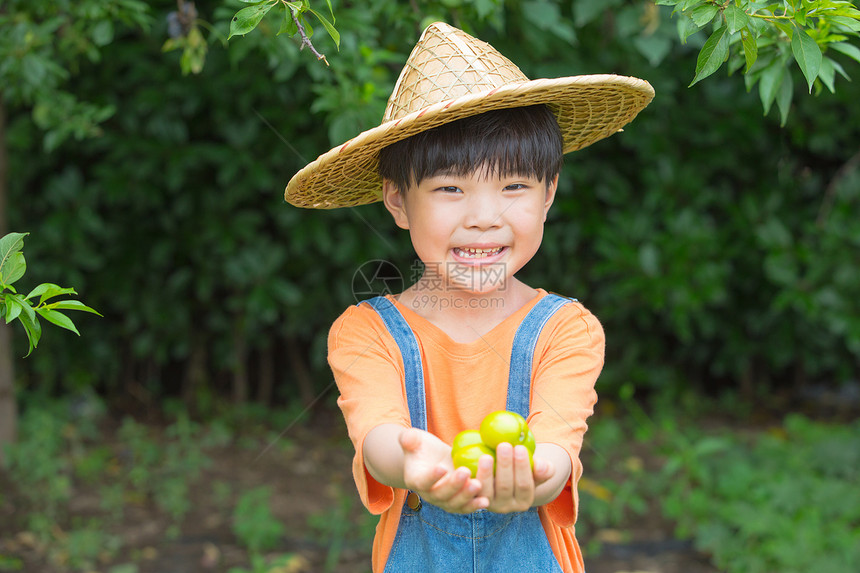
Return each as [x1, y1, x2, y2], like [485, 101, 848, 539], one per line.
[399, 427, 421, 454]
[533, 458, 555, 484]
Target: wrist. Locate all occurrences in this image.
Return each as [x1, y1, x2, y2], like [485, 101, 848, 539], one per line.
[531, 443, 572, 506]
[363, 423, 409, 488]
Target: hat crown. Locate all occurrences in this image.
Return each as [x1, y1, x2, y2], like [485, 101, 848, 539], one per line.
[382, 22, 528, 122]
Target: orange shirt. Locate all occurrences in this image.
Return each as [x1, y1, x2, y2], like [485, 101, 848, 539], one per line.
[327, 289, 603, 573]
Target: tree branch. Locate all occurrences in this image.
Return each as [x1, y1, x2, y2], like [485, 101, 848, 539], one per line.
[290, 8, 328, 66]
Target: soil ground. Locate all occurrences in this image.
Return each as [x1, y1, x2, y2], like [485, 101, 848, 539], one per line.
[0, 407, 721, 573]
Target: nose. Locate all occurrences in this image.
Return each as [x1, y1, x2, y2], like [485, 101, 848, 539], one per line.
[463, 191, 503, 230]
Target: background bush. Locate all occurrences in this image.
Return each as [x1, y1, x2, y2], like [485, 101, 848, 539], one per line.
[7, 0, 860, 406]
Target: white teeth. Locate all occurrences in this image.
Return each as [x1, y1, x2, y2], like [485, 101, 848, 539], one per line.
[456, 247, 503, 258]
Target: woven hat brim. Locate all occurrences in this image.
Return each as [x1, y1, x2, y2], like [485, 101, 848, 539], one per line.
[285, 74, 654, 209]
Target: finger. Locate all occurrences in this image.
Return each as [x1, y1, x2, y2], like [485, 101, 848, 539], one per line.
[445, 489, 488, 514]
[475, 454, 495, 499]
[493, 442, 515, 500]
[428, 466, 472, 500]
[446, 476, 483, 510]
[461, 490, 489, 513]
[431, 470, 487, 513]
[513, 445, 535, 503]
[403, 462, 447, 493]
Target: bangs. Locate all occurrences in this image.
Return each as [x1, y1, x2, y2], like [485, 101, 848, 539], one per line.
[378, 105, 563, 191]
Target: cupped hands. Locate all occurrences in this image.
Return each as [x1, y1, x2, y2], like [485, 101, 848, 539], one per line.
[399, 428, 555, 514]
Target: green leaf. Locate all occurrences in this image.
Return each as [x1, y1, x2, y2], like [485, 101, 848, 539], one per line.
[692, 436, 732, 456]
[574, 0, 625, 26]
[0, 233, 28, 287]
[278, 5, 299, 36]
[742, 28, 759, 72]
[775, 70, 794, 126]
[25, 283, 77, 305]
[677, 15, 702, 43]
[690, 25, 731, 86]
[795, 7, 807, 27]
[634, 34, 673, 66]
[758, 59, 787, 115]
[690, 4, 719, 27]
[228, 2, 276, 39]
[162, 37, 184, 53]
[818, 56, 837, 92]
[681, 0, 707, 10]
[746, 13, 766, 37]
[1, 252, 25, 287]
[773, 19, 794, 37]
[5, 297, 23, 324]
[16, 311, 41, 357]
[724, 4, 751, 34]
[309, 8, 340, 49]
[47, 300, 102, 316]
[829, 41, 860, 64]
[90, 20, 114, 47]
[830, 57, 850, 81]
[791, 26, 822, 92]
[829, 16, 860, 32]
[301, 16, 314, 39]
[35, 308, 80, 336]
[7, 293, 36, 323]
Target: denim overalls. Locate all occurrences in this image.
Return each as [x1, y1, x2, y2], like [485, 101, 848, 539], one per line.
[365, 294, 573, 573]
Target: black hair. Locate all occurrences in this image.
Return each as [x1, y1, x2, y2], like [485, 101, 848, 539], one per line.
[377, 105, 563, 192]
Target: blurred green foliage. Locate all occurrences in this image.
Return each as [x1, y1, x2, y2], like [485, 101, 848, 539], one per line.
[0, 0, 152, 150]
[232, 486, 285, 553]
[4, 0, 860, 406]
[0, 394, 348, 571]
[578, 402, 860, 572]
[3, 394, 857, 571]
[661, 415, 860, 572]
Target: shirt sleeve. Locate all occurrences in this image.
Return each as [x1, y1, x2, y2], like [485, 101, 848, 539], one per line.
[327, 303, 411, 514]
[526, 301, 604, 527]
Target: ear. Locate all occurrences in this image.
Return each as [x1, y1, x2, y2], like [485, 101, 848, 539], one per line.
[542, 174, 559, 221]
[382, 179, 410, 230]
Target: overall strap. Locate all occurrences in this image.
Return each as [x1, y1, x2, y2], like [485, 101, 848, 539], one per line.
[506, 294, 575, 418]
[363, 296, 428, 432]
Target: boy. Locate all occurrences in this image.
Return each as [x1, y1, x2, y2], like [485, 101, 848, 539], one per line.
[285, 22, 653, 573]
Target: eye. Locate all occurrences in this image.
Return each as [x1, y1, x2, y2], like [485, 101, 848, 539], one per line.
[435, 186, 463, 193]
[504, 183, 528, 191]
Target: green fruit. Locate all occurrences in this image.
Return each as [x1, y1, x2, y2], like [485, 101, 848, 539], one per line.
[480, 410, 528, 449]
[523, 428, 536, 455]
[452, 429, 484, 452]
[452, 443, 495, 478]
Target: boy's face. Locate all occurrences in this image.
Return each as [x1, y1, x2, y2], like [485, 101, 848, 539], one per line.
[382, 168, 558, 295]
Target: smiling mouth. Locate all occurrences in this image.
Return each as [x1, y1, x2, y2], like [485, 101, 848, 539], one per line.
[453, 246, 505, 259]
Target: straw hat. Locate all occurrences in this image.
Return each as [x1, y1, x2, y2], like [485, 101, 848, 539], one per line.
[286, 22, 654, 209]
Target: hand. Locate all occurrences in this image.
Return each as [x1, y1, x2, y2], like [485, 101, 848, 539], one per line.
[399, 428, 489, 514]
[476, 443, 555, 513]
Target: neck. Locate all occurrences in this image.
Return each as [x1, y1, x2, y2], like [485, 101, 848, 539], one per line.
[398, 277, 538, 341]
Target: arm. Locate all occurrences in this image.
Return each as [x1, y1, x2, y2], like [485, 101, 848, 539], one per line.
[364, 423, 489, 514]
